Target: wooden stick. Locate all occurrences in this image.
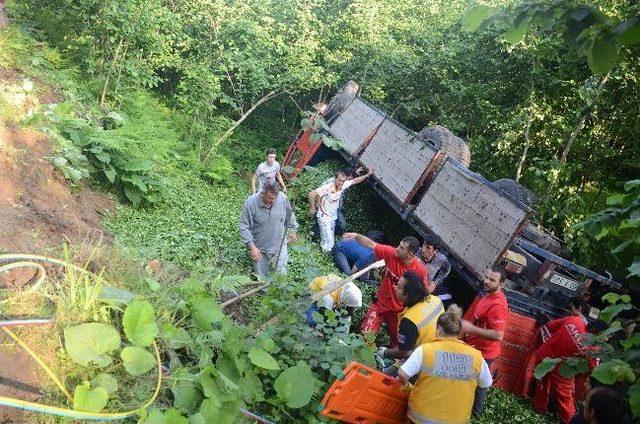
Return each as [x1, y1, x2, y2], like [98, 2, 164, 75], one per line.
[310, 259, 386, 301]
[221, 283, 270, 308]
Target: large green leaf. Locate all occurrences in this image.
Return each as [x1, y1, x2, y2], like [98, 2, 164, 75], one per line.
[121, 346, 156, 376]
[190, 398, 221, 424]
[621, 333, 640, 350]
[503, 19, 529, 43]
[161, 324, 193, 349]
[628, 257, 640, 278]
[558, 357, 589, 378]
[602, 292, 631, 304]
[170, 368, 203, 414]
[124, 185, 142, 207]
[73, 382, 109, 413]
[248, 346, 280, 370]
[587, 36, 618, 74]
[142, 408, 188, 424]
[614, 16, 640, 46]
[599, 303, 633, 324]
[91, 373, 118, 394]
[533, 357, 561, 379]
[197, 367, 218, 399]
[123, 300, 158, 347]
[592, 359, 636, 385]
[64, 323, 121, 366]
[274, 364, 315, 408]
[462, 5, 497, 32]
[191, 296, 224, 329]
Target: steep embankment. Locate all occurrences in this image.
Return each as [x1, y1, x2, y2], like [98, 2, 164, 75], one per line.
[0, 61, 114, 424]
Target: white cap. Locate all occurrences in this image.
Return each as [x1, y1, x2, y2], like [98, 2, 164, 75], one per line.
[339, 282, 362, 308]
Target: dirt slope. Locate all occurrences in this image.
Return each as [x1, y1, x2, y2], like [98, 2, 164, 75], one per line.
[0, 121, 115, 422]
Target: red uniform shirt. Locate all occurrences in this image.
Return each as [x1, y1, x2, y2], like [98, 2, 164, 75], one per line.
[465, 291, 509, 360]
[373, 244, 428, 312]
[535, 315, 587, 360]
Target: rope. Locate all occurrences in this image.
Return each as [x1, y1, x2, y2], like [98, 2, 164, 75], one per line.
[0, 253, 163, 421]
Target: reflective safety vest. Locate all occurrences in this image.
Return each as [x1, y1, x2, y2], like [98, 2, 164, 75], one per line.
[399, 297, 444, 346]
[408, 339, 484, 424]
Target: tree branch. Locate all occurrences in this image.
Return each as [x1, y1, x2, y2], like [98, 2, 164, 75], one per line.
[202, 90, 281, 163]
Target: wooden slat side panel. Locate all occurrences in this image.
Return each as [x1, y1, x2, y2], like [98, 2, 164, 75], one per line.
[359, 120, 436, 204]
[328, 98, 384, 155]
[415, 162, 527, 276]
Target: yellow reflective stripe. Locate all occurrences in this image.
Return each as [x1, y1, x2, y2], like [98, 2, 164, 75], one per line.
[416, 302, 444, 330]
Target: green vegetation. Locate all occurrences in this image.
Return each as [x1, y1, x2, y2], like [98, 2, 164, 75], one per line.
[1, 0, 639, 421]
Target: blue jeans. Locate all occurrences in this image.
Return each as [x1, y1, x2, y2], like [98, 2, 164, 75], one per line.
[306, 302, 320, 326]
[473, 358, 494, 416]
[332, 245, 352, 275]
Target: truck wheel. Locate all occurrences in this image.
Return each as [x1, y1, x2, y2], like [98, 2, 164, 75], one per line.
[493, 178, 537, 207]
[324, 80, 359, 121]
[415, 125, 471, 167]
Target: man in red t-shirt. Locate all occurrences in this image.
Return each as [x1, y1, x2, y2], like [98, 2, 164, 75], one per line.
[533, 301, 593, 424]
[342, 232, 429, 348]
[461, 266, 509, 416]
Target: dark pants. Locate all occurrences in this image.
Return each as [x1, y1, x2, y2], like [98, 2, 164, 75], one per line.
[472, 358, 494, 417]
[334, 208, 346, 235]
[332, 245, 352, 274]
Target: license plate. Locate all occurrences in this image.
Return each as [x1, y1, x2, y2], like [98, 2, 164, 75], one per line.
[549, 273, 581, 292]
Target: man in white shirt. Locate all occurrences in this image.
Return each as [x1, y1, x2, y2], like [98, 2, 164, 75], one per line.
[308, 168, 373, 252]
[251, 148, 287, 194]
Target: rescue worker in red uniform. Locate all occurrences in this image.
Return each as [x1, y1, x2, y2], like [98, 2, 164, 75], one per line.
[533, 301, 594, 423]
[461, 267, 509, 416]
[342, 232, 429, 348]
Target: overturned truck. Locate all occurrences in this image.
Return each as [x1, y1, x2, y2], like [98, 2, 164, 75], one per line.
[284, 81, 624, 396]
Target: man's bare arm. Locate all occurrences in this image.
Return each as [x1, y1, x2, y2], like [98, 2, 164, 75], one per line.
[277, 172, 287, 193]
[350, 168, 374, 186]
[308, 190, 319, 216]
[462, 320, 504, 341]
[342, 232, 376, 250]
[251, 174, 257, 193]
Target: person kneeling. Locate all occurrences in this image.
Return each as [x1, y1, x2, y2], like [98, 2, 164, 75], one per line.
[397, 305, 493, 424]
[306, 275, 362, 331]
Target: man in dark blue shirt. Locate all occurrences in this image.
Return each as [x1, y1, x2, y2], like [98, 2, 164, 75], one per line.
[332, 230, 387, 275]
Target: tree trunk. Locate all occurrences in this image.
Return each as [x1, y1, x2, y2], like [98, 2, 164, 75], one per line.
[0, 0, 9, 28]
[203, 91, 280, 163]
[560, 73, 610, 164]
[100, 39, 125, 108]
[516, 111, 534, 182]
[560, 112, 588, 165]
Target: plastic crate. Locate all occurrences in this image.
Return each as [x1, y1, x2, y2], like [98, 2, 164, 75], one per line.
[320, 362, 409, 424]
[493, 312, 538, 398]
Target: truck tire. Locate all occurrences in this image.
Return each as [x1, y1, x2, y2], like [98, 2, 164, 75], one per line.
[415, 125, 471, 167]
[493, 178, 537, 207]
[324, 81, 359, 121]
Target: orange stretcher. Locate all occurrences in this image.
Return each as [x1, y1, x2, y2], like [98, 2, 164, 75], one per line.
[320, 362, 409, 424]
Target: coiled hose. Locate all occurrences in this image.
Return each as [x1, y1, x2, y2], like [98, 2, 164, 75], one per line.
[0, 253, 162, 421]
